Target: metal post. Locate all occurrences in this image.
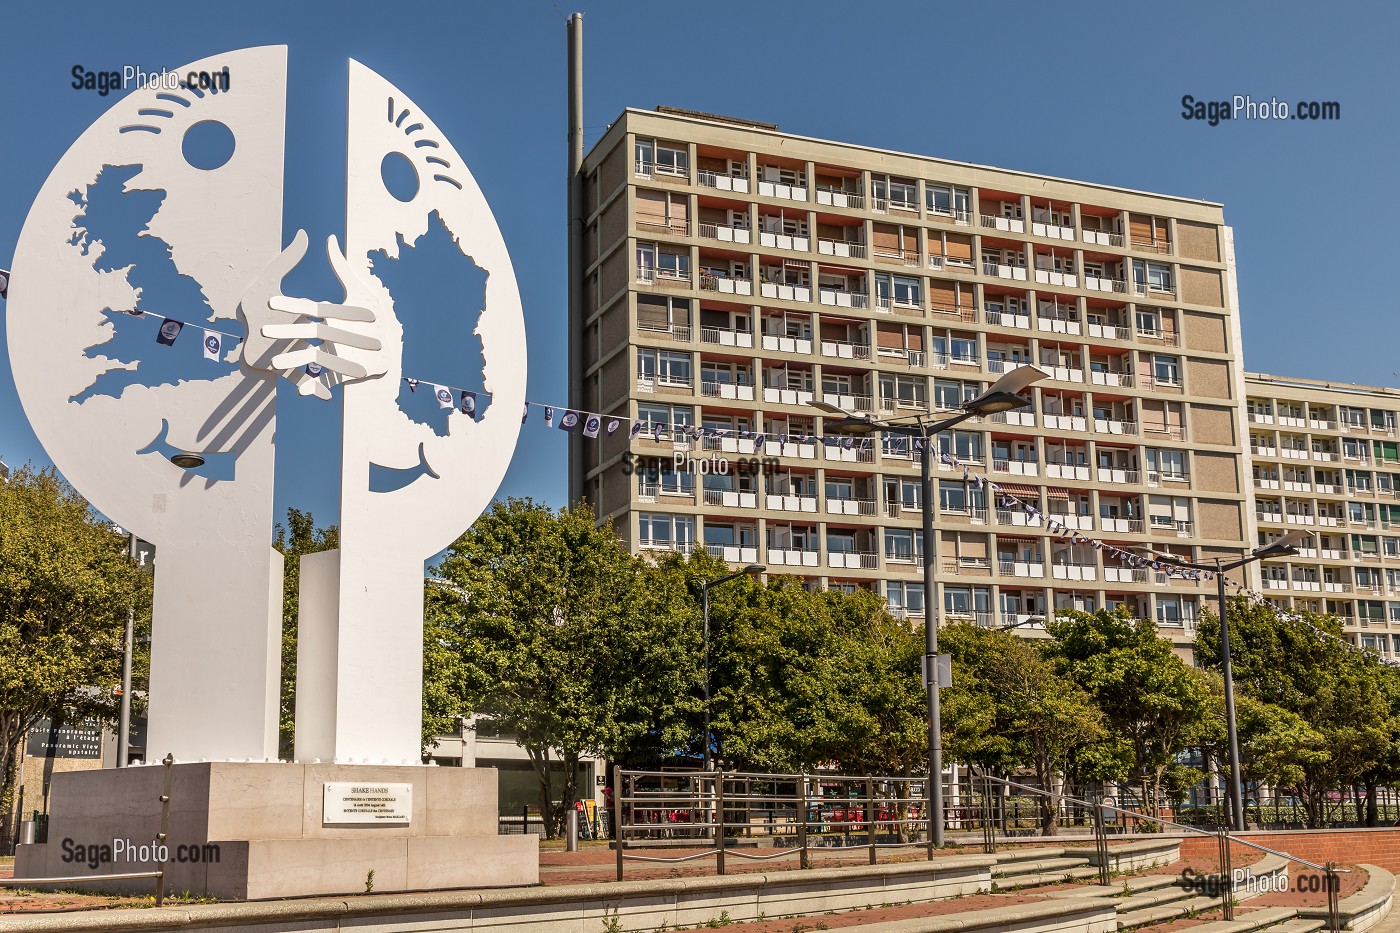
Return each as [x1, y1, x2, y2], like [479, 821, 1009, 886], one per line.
[866, 778, 877, 865]
[565, 11, 585, 504]
[797, 773, 810, 870]
[156, 753, 173, 906]
[613, 765, 624, 882]
[1326, 861, 1340, 933]
[703, 584, 712, 771]
[1216, 826, 1233, 920]
[714, 770, 726, 876]
[1092, 795, 1110, 885]
[920, 434, 944, 848]
[566, 808, 579, 852]
[118, 532, 137, 768]
[1218, 561, 1247, 832]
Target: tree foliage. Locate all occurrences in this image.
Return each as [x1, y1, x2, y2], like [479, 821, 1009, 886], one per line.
[272, 509, 338, 759]
[431, 499, 699, 836]
[0, 466, 151, 842]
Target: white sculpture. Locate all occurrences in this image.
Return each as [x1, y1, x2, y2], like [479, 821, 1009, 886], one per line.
[6, 47, 527, 765]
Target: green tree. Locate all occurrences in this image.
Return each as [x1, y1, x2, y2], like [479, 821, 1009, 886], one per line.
[432, 498, 698, 837]
[0, 466, 151, 845]
[272, 509, 338, 759]
[1196, 598, 1391, 826]
[1049, 607, 1214, 821]
[941, 623, 1107, 834]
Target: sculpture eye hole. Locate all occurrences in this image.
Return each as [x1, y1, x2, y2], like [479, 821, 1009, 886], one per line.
[181, 120, 235, 171]
[380, 151, 419, 202]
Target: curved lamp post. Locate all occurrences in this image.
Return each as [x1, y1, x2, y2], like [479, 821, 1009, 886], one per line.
[810, 364, 1047, 846]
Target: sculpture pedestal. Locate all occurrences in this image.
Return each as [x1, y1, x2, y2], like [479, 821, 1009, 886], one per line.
[14, 762, 537, 900]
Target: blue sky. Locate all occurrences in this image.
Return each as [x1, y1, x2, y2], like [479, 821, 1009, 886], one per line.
[1, 0, 1397, 530]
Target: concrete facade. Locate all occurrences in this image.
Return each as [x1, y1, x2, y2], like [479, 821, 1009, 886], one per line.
[576, 106, 1254, 649]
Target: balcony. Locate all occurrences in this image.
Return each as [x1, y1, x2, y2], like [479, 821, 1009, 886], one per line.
[635, 161, 690, 185]
[826, 497, 876, 517]
[765, 438, 818, 460]
[1046, 462, 1091, 481]
[997, 613, 1046, 629]
[757, 179, 807, 202]
[822, 442, 872, 463]
[1083, 274, 1128, 294]
[761, 334, 814, 355]
[1253, 476, 1281, 490]
[1104, 566, 1149, 584]
[759, 230, 810, 252]
[816, 187, 863, 209]
[1048, 513, 1094, 531]
[998, 561, 1046, 578]
[1094, 418, 1138, 436]
[981, 214, 1025, 234]
[1090, 369, 1133, 388]
[942, 558, 994, 577]
[828, 550, 878, 570]
[638, 321, 692, 342]
[700, 380, 755, 401]
[1142, 424, 1185, 441]
[1134, 280, 1176, 298]
[699, 326, 754, 349]
[1096, 468, 1140, 485]
[1037, 315, 1083, 338]
[704, 435, 759, 455]
[1082, 228, 1125, 248]
[982, 260, 1028, 281]
[637, 217, 689, 237]
[702, 489, 758, 509]
[765, 494, 818, 513]
[767, 547, 819, 567]
[996, 509, 1039, 527]
[820, 339, 871, 360]
[821, 391, 871, 413]
[884, 550, 923, 567]
[1043, 413, 1088, 432]
[1032, 259, 1077, 285]
[637, 267, 692, 289]
[987, 410, 1037, 427]
[705, 542, 760, 562]
[763, 386, 815, 406]
[1032, 219, 1075, 240]
[637, 374, 692, 394]
[992, 458, 1040, 477]
[1041, 364, 1085, 384]
[1087, 321, 1132, 341]
[697, 221, 751, 245]
[817, 238, 867, 259]
[940, 507, 989, 524]
[984, 309, 1030, 329]
[818, 287, 869, 309]
[697, 169, 749, 193]
[760, 282, 811, 303]
[1099, 516, 1144, 533]
[699, 272, 753, 296]
[873, 247, 921, 268]
[1052, 564, 1098, 581]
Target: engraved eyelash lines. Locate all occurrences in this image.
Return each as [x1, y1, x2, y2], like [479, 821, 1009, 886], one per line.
[383, 96, 457, 188]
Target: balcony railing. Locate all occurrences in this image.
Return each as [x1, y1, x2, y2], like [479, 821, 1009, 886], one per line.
[873, 246, 921, 267]
[699, 380, 755, 401]
[815, 187, 864, 209]
[699, 326, 754, 348]
[1090, 370, 1133, 387]
[942, 558, 994, 576]
[637, 217, 690, 236]
[825, 497, 877, 517]
[981, 213, 1027, 234]
[817, 287, 869, 309]
[702, 488, 758, 509]
[767, 547, 820, 567]
[1081, 228, 1125, 248]
[819, 339, 871, 360]
[705, 542, 760, 562]
[998, 561, 1046, 578]
[982, 260, 1028, 280]
[638, 321, 692, 342]
[637, 267, 692, 288]
[817, 237, 867, 259]
[696, 221, 751, 245]
[827, 550, 878, 570]
[697, 169, 750, 193]
[1095, 468, 1140, 485]
[1098, 516, 1145, 534]
[1086, 322, 1132, 341]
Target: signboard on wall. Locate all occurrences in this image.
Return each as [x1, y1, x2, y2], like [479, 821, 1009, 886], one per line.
[26, 719, 103, 759]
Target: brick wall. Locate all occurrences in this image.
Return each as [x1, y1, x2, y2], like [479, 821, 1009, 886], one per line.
[1179, 828, 1400, 871]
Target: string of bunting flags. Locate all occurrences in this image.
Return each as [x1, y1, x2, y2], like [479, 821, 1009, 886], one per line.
[109, 306, 1398, 669]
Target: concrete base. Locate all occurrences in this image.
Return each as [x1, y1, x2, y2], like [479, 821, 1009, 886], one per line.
[13, 762, 537, 899]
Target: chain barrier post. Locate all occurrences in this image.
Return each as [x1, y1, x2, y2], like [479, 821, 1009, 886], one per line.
[156, 753, 173, 906]
[613, 765, 624, 882]
[714, 770, 726, 876]
[797, 772, 810, 870]
[1326, 861, 1340, 933]
[1092, 794, 1110, 886]
[866, 777, 877, 865]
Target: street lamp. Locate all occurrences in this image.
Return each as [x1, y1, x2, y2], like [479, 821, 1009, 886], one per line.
[810, 364, 1047, 847]
[1154, 527, 1311, 830]
[700, 564, 765, 771]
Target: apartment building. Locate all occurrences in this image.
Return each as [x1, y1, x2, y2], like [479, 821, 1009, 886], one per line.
[574, 106, 1257, 647]
[1244, 374, 1400, 657]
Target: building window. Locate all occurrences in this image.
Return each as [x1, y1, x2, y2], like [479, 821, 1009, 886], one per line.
[1153, 355, 1181, 386]
[638, 349, 692, 386]
[637, 402, 693, 432]
[884, 529, 923, 562]
[886, 581, 925, 614]
[639, 513, 694, 551]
